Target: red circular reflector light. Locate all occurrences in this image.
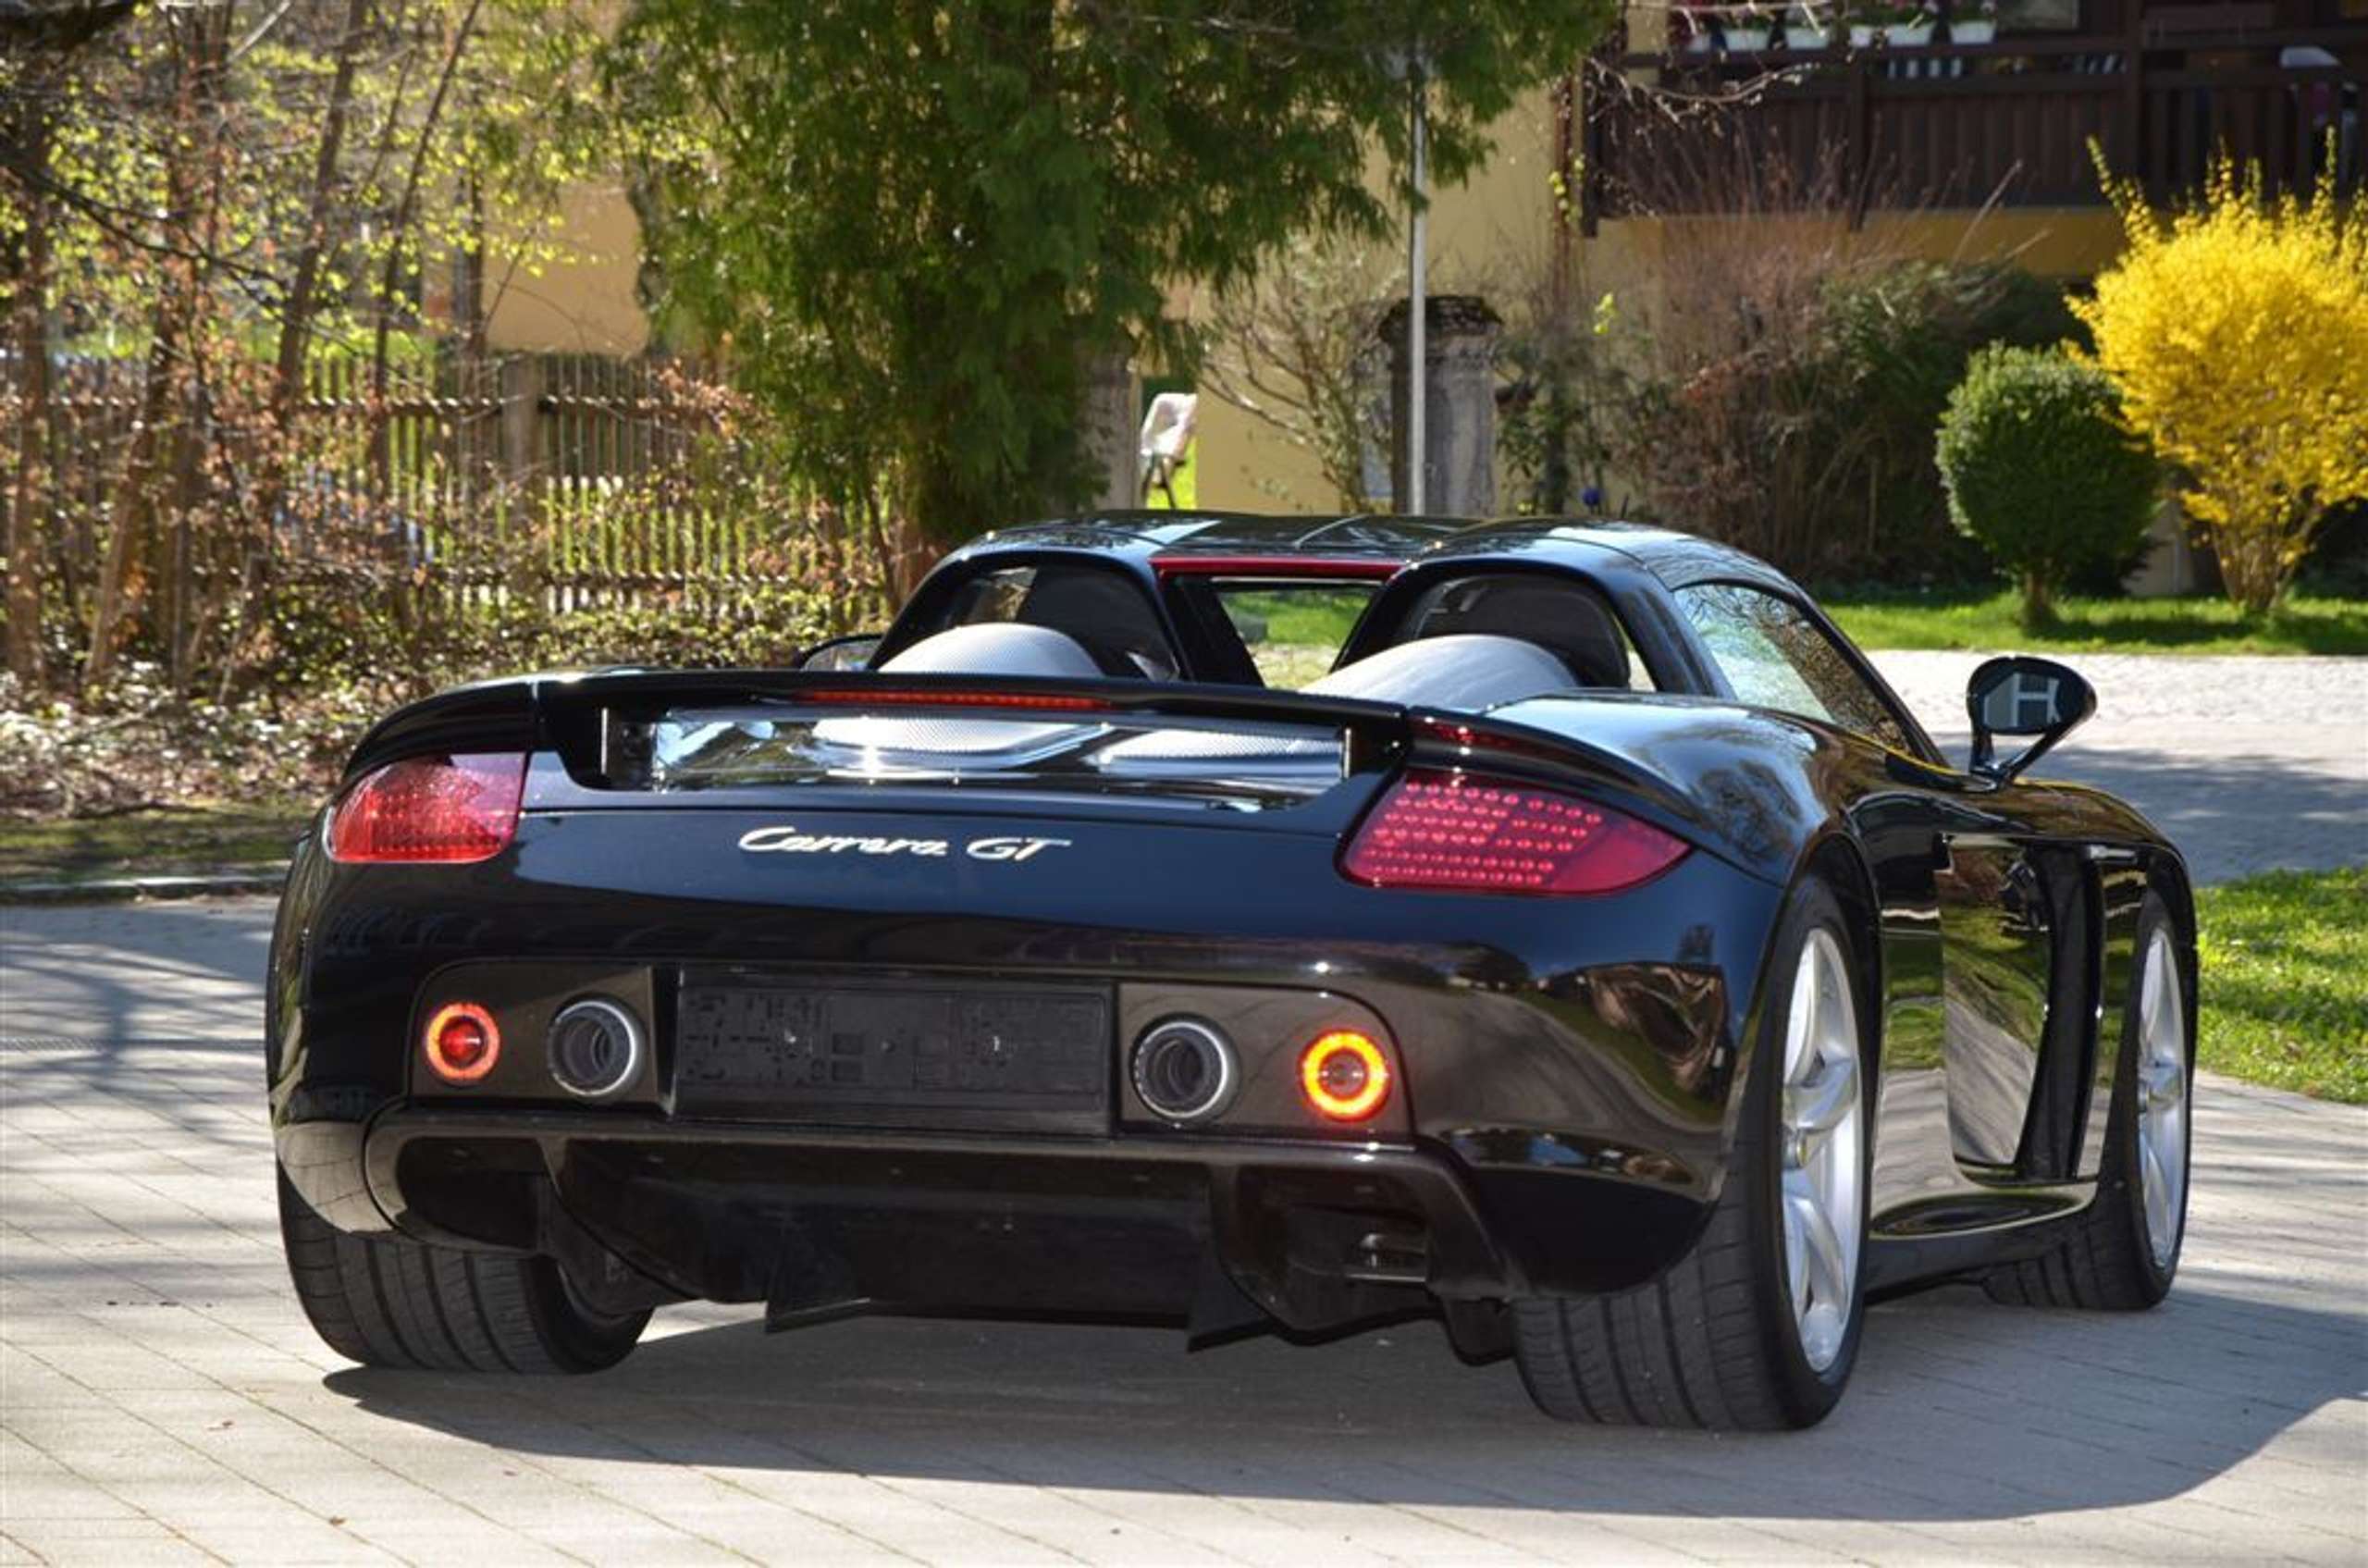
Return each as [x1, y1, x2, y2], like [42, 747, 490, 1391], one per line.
[1300, 1030, 1392, 1122]
[423, 1002, 500, 1084]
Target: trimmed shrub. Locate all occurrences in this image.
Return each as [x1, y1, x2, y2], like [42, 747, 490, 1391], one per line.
[1935, 345, 2159, 627]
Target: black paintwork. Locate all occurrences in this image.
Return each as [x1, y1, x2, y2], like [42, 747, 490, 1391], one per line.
[271, 516, 2194, 1342]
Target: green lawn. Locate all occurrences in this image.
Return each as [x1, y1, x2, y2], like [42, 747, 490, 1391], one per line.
[1825, 591, 2368, 656]
[2195, 868, 2367, 1104]
[0, 802, 312, 888]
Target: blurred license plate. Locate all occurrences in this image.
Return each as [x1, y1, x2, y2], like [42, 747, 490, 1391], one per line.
[673, 970, 1110, 1133]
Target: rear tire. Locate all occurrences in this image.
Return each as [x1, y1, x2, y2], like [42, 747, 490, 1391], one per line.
[1511, 876, 1874, 1429]
[1983, 891, 2191, 1310]
[277, 1170, 648, 1373]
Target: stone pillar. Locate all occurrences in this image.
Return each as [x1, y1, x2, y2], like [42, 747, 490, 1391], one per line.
[1381, 294, 1501, 517]
[1078, 349, 1140, 512]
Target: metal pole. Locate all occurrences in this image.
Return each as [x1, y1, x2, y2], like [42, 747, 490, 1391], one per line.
[1406, 67, 1427, 517]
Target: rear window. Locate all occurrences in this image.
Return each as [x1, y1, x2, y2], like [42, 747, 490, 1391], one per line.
[1212, 583, 1375, 689]
[604, 704, 1347, 810]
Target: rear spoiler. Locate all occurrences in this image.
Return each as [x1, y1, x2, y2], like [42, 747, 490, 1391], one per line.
[340, 667, 1705, 832]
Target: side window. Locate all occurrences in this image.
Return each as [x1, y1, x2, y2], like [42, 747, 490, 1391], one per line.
[1676, 583, 1910, 751]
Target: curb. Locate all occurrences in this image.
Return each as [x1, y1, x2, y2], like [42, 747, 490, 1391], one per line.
[0, 869, 287, 906]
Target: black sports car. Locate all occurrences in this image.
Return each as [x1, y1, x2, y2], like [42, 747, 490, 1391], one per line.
[268, 518, 2196, 1429]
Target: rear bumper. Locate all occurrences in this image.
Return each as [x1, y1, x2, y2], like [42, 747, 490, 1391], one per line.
[305, 1102, 1720, 1330]
[360, 1105, 1524, 1332]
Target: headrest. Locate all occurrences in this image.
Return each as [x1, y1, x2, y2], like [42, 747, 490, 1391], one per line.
[877, 623, 1104, 679]
[1412, 578, 1630, 688]
[1016, 570, 1175, 678]
[1309, 634, 1576, 710]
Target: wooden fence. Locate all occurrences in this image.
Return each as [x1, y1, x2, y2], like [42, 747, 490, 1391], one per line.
[26, 351, 817, 617]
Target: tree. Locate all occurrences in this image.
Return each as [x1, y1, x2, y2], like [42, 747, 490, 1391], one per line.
[609, 0, 1619, 546]
[1935, 345, 2159, 629]
[2078, 152, 2368, 616]
[4, 0, 603, 699]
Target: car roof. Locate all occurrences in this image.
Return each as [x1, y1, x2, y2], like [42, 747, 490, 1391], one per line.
[957, 511, 1473, 563]
[956, 513, 1799, 593]
[1400, 519, 1804, 597]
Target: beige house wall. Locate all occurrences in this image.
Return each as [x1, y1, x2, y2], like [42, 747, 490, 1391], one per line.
[1190, 114, 2131, 514]
[471, 72, 2131, 519]
[481, 183, 649, 354]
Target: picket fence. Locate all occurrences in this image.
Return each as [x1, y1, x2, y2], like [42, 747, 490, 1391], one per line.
[31, 352, 798, 615]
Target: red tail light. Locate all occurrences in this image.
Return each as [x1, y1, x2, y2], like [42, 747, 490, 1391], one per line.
[327, 753, 526, 864]
[799, 687, 1111, 711]
[1341, 769, 1688, 895]
[1301, 1030, 1392, 1121]
[422, 1001, 500, 1083]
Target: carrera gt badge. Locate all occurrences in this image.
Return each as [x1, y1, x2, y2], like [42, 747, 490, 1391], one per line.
[737, 825, 1070, 862]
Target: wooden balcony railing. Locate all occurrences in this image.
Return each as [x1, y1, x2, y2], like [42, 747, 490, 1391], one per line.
[1578, 24, 2364, 229]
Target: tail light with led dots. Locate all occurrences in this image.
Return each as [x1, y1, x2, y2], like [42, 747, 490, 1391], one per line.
[1340, 768, 1689, 895]
[327, 752, 526, 864]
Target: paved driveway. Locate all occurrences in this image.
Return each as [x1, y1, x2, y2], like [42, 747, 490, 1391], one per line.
[3, 654, 2362, 1565]
[1869, 652, 2366, 883]
[5, 895, 2365, 1565]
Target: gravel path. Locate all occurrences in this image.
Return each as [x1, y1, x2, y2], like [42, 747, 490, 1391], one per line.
[1870, 652, 2367, 884]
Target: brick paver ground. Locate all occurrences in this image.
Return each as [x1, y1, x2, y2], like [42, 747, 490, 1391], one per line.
[1871, 652, 2366, 883]
[2, 897, 2363, 1564]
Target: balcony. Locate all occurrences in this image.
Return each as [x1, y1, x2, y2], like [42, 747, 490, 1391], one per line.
[1576, 14, 2365, 228]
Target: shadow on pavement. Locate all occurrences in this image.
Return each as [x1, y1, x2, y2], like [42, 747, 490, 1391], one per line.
[1928, 744, 2366, 884]
[330, 1277, 2364, 1523]
[0, 898, 274, 1043]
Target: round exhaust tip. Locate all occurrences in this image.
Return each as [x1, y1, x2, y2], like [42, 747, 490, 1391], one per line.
[1131, 1018, 1239, 1125]
[547, 996, 647, 1102]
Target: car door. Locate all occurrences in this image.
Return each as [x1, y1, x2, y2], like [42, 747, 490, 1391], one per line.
[1667, 581, 2085, 1200]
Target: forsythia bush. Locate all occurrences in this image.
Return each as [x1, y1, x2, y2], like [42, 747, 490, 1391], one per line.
[1936, 346, 2160, 627]
[2078, 154, 2368, 615]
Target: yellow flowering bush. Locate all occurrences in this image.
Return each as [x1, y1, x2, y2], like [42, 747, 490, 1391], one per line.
[2078, 154, 2368, 615]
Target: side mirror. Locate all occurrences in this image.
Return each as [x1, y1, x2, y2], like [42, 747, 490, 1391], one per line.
[794, 633, 882, 673]
[1967, 655, 2095, 783]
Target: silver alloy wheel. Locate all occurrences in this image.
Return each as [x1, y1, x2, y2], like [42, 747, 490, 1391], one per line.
[1780, 928, 1865, 1374]
[2134, 928, 2190, 1268]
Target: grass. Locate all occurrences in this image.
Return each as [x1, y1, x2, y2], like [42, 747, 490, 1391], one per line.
[2195, 868, 2367, 1104]
[1825, 590, 2368, 656]
[0, 802, 313, 888]
[1222, 586, 1371, 648]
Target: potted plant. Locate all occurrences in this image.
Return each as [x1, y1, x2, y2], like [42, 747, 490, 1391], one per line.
[1882, 0, 1938, 45]
[1785, 2, 1835, 50]
[1949, 0, 1999, 44]
[1678, 5, 1716, 51]
[1724, 3, 1774, 52]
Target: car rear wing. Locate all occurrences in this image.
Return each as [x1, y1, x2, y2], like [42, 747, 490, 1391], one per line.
[339, 668, 1703, 829]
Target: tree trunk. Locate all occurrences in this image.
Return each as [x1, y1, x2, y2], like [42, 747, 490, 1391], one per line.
[84, 267, 191, 695]
[4, 96, 56, 688]
[246, 0, 372, 547]
[368, 0, 483, 502]
[2018, 569, 2054, 633]
[82, 0, 234, 695]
